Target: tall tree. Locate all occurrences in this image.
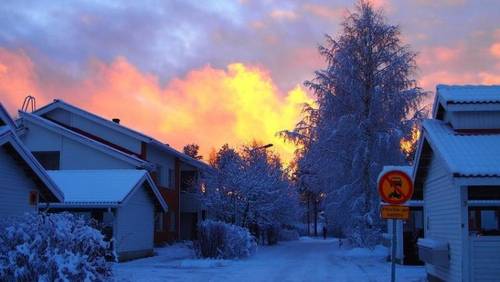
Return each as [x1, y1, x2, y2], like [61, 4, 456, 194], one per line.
[284, 1, 426, 246]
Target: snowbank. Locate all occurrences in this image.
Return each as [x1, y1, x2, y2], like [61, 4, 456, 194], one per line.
[176, 259, 231, 269]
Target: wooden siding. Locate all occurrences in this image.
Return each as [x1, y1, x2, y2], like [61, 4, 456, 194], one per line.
[448, 111, 500, 130]
[45, 110, 142, 154]
[424, 154, 463, 282]
[115, 184, 155, 257]
[0, 147, 37, 218]
[470, 237, 500, 282]
[21, 120, 134, 170]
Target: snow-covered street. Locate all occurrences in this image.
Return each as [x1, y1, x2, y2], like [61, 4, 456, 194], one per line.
[114, 237, 425, 282]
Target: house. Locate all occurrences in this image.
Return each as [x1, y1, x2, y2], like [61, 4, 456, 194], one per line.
[18, 99, 211, 242]
[45, 169, 167, 261]
[413, 85, 500, 281]
[0, 103, 63, 219]
[379, 166, 423, 265]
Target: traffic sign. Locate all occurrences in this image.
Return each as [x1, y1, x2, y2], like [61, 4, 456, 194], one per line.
[380, 205, 410, 220]
[378, 170, 413, 205]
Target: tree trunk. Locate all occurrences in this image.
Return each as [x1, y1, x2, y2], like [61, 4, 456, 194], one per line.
[307, 193, 311, 235]
[314, 195, 318, 237]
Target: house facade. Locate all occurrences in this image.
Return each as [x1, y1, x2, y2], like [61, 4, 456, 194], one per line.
[413, 85, 500, 281]
[19, 99, 210, 242]
[45, 169, 167, 261]
[0, 103, 63, 219]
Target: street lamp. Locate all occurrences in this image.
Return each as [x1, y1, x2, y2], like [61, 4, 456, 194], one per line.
[251, 143, 273, 151]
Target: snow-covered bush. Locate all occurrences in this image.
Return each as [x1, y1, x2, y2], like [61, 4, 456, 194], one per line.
[195, 220, 256, 259]
[0, 212, 112, 281]
[278, 228, 300, 241]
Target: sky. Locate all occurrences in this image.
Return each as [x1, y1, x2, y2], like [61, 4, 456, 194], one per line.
[1, 0, 499, 163]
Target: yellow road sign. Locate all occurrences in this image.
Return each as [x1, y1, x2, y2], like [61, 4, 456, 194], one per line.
[380, 205, 410, 220]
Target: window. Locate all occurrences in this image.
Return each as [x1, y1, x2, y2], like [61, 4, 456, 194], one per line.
[155, 212, 164, 232]
[468, 186, 500, 200]
[181, 171, 197, 192]
[32, 151, 60, 170]
[469, 207, 500, 236]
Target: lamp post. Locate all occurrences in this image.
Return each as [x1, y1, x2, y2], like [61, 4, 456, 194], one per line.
[250, 143, 273, 151]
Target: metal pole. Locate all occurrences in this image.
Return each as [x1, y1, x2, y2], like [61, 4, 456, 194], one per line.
[391, 219, 397, 282]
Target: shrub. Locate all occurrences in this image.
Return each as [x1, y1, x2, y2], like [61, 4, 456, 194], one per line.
[278, 228, 300, 241]
[0, 212, 112, 281]
[194, 220, 257, 259]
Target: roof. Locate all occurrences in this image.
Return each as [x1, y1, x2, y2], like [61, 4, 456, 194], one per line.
[422, 119, 500, 177]
[437, 85, 500, 104]
[46, 169, 168, 211]
[34, 99, 211, 171]
[18, 111, 153, 170]
[0, 125, 63, 202]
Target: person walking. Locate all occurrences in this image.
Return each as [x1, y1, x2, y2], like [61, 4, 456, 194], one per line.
[322, 225, 327, 240]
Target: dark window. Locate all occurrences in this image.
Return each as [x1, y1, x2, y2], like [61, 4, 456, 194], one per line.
[468, 186, 500, 200]
[181, 171, 197, 192]
[32, 151, 60, 170]
[469, 207, 500, 236]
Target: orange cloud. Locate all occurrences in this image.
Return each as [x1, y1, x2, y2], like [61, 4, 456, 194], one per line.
[0, 48, 311, 164]
[490, 43, 500, 58]
[0, 48, 47, 112]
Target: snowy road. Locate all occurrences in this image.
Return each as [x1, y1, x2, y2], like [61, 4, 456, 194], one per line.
[114, 237, 425, 282]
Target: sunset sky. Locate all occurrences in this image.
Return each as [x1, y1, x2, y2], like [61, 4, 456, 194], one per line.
[1, 0, 499, 163]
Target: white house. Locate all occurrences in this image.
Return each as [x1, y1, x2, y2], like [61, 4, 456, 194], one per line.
[0, 103, 63, 219]
[14, 110, 171, 259]
[29, 99, 211, 242]
[379, 165, 424, 265]
[45, 169, 168, 261]
[414, 85, 500, 282]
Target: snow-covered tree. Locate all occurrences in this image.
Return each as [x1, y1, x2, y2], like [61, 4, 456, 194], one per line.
[202, 142, 300, 240]
[0, 212, 112, 281]
[283, 1, 426, 246]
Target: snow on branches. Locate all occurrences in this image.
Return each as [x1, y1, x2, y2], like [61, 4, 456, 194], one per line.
[0, 212, 112, 281]
[202, 143, 300, 234]
[284, 1, 427, 247]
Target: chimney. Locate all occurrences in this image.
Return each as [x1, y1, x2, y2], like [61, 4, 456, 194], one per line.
[112, 118, 120, 124]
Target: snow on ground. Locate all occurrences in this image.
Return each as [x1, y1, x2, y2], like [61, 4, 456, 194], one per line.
[113, 237, 426, 282]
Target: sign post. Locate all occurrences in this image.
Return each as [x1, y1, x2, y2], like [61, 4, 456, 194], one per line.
[378, 170, 414, 282]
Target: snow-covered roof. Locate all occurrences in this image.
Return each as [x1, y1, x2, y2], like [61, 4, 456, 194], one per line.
[0, 125, 63, 202]
[437, 85, 500, 104]
[422, 119, 500, 177]
[34, 99, 211, 171]
[46, 169, 167, 211]
[18, 111, 153, 170]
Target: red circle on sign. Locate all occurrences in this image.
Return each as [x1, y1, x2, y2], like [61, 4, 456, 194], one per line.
[378, 170, 414, 205]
